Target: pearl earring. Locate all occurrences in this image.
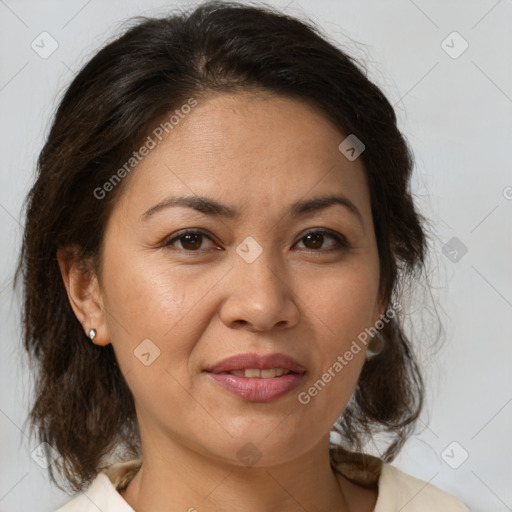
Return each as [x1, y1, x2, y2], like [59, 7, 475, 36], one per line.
[366, 331, 385, 359]
[88, 329, 97, 341]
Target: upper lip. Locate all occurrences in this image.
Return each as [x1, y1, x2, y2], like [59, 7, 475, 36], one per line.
[204, 353, 306, 374]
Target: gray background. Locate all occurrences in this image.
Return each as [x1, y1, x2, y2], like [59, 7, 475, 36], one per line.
[1, 1, 511, 511]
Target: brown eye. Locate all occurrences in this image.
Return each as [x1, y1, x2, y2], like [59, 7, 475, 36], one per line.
[295, 230, 348, 252]
[178, 233, 203, 250]
[163, 229, 348, 253]
[164, 230, 216, 251]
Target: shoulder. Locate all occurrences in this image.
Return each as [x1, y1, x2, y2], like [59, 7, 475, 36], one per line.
[52, 473, 112, 512]
[376, 463, 470, 512]
[331, 449, 470, 511]
[52, 459, 142, 512]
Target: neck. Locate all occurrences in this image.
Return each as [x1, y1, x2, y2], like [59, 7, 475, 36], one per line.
[119, 435, 358, 512]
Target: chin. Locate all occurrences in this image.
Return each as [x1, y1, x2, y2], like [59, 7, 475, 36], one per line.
[202, 428, 315, 469]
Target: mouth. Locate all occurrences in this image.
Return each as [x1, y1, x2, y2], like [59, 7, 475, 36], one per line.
[204, 353, 306, 402]
[216, 368, 295, 378]
[204, 352, 306, 375]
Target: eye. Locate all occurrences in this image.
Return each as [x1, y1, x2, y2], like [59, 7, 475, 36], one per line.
[163, 229, 218, 251]
[162, 228, 349, 253]
[294, 229, 349, 252]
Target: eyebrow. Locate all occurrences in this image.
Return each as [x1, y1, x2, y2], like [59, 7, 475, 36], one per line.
[140, 194, 364, 228]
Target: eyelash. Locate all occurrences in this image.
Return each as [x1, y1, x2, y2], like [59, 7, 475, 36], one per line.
[161, 228, 350, 254]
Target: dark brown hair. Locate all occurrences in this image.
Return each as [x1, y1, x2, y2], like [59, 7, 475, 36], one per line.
[15, 0, 432, 493]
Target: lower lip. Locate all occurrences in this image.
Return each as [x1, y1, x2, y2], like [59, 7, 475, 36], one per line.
[206, 372, 305, 402]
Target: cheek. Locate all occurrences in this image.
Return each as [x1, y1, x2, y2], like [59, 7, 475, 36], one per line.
[100, 254, 204, 426]
[102, 248, 189, 336]
[300, 262, 378, 409]
[101, 249, 225, 381]
[312, 260, 380, 345]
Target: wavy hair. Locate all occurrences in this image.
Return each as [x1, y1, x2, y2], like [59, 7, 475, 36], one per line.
[15, 0, 432, 493]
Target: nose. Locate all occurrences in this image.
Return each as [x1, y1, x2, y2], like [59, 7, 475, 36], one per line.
[219, 252, 300, 332]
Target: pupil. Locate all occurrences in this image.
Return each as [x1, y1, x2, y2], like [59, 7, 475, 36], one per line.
[183, 234, 201, 250]
[305, 233, 323, 249]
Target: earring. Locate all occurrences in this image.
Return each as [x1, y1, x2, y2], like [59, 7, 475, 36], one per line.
[88, 329, 97, 341]
[366, 331, 385, 359]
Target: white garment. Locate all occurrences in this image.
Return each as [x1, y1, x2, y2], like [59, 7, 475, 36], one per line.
[53, 458, 470, 511]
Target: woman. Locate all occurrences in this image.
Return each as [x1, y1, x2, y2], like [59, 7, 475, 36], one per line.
[16, 1, 469, 510]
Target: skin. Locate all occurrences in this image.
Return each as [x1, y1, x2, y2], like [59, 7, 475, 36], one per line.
[58, 90, 387, 512]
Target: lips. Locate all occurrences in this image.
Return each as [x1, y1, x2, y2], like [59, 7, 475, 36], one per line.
[204, 353, 306, 402]
[204, 353, 306, 375]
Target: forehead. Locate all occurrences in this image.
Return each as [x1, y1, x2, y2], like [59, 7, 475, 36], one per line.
[113, 90, 370, 224]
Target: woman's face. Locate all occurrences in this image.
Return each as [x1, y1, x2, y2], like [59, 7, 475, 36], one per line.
[94, 91, 386, 466]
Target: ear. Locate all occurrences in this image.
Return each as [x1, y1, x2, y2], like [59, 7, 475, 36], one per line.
[56, 246, 110, 346]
